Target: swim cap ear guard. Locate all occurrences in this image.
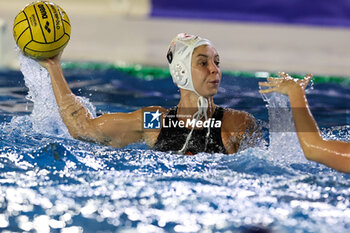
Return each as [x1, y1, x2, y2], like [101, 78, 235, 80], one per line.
[167, 33, 212, 94]
[171, 61, 188, 87]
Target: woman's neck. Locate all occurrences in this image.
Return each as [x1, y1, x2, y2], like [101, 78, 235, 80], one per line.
[177, 90, 215, 118]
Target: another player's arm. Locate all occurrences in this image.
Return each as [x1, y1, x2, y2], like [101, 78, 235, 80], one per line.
[288, 84, 350, 173]
[259, 73, 350, 173]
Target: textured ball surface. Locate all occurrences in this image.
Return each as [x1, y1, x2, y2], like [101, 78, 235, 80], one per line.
[13, 1, 71, 59]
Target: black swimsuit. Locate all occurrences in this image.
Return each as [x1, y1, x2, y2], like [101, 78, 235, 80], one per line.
[153, 106, 228, 154]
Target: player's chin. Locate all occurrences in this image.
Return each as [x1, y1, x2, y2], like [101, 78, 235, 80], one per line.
[204, 88, 219, 98]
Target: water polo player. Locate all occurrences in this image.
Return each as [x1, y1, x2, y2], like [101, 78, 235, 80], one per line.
[38, 33, 260, 154]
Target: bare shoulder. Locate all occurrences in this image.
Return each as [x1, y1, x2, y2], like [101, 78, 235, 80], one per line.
[221, 108, 257, 132]
[220, 108, 259, 153]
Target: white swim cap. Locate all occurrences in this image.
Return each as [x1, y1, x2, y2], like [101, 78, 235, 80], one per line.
[166, 33, 212, 94]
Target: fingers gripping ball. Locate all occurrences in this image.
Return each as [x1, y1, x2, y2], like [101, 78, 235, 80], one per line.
[13, 1, 71, 59]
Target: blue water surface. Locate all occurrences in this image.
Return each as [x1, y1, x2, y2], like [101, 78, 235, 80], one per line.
[0, 56, 349, 233]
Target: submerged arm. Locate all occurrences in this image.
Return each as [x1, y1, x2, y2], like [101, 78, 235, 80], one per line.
[39, 56, 147, 147]
[259, 73, 350, 173]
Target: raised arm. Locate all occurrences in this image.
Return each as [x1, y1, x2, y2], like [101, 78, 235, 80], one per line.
[39, 55, 162, 148]
[259, 72, 350, 173]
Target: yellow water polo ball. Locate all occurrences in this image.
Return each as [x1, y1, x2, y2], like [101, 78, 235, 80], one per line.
[13, 1, 71, 59]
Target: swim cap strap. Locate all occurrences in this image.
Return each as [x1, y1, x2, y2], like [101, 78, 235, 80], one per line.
[178, 96, 210, 154]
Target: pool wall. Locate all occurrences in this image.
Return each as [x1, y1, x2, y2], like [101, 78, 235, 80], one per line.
[61, 61, 350, 85]
[0, 0, 350, 77]
[150, 0, 350, 28]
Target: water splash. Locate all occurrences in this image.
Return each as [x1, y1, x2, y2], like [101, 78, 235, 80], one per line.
[15, 53, 69, 137]
[260, 92, 305, 164]
[321, 125, 350, 141]
[8, 54, 96, 138]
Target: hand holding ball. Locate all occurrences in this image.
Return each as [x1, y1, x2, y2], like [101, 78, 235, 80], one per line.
[13, 1, 71, 59]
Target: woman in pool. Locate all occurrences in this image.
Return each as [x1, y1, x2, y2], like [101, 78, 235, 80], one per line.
[39, 33, 259, 155]
[259, 72, 350, 173]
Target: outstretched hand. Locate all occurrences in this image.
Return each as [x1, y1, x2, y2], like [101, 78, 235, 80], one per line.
[37, 51, 63, 69]
[258, 72, 312, 95]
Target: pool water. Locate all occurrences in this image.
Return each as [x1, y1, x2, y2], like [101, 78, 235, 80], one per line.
[0, 55, 349, 233]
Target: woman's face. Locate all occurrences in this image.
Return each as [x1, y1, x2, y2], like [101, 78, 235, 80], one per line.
[191, 44, 221, 97]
